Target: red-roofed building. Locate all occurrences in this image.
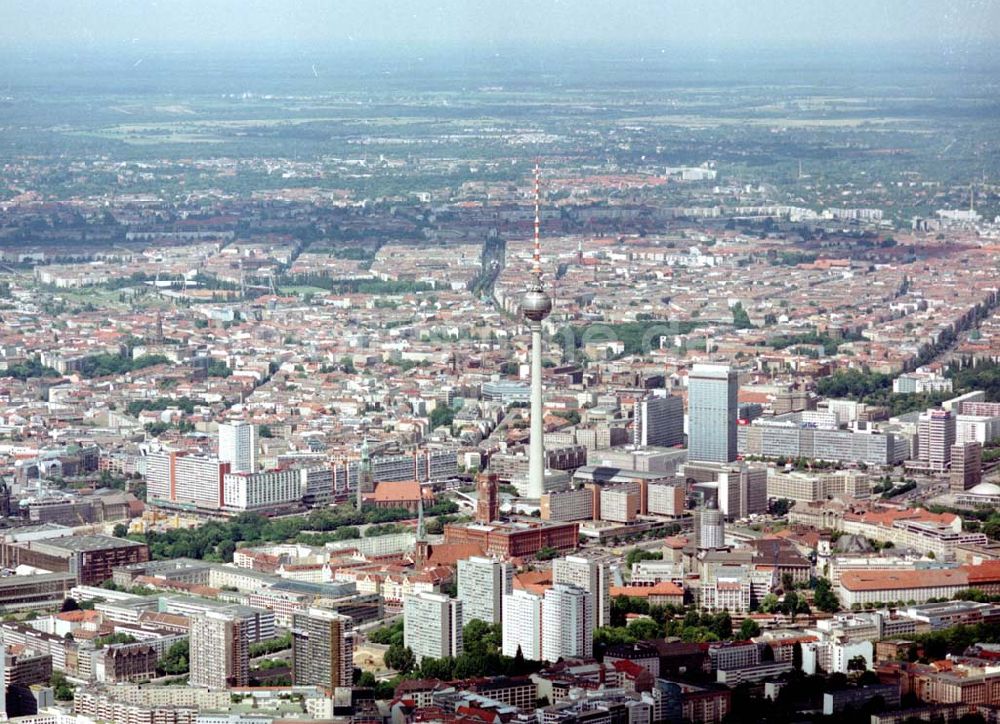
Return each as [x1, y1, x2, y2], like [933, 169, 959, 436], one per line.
[610, 581, 684, 607]
[368, 480, 433, 514]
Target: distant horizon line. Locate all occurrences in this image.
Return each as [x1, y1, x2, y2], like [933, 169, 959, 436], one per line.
[1, 37, 997, 55]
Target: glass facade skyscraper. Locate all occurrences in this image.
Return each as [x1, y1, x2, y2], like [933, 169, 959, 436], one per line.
[688, 363, 739, 463]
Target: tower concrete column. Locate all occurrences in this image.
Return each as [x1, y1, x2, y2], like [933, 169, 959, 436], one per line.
[528, 321, 545, 499]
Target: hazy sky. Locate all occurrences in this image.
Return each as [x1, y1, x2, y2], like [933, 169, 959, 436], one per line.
[2, 0, 998, 51]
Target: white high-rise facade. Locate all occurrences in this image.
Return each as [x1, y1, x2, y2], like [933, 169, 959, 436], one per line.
[501, 589, 543, 661]
[541, 583, 594, 662]
[552, 555, 611, 628]
[457, 556, 513, 624]
[403, 591, 463, 662]
[918, 409, 956, 472]
[219, 421, 258, 473]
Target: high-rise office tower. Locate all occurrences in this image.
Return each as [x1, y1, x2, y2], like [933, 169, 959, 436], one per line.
[291, 607, 354, 691]
[918, 409, 956, 472]
[688, 364, 739, 463]
[457, 556, 512, 625]
[502, 589, 543, 660]
[189, 612, 249, 689]
[950, 441, 983, 491]
[219, 421, 258, 473]
[633, 394, 684, 448]
[403, 591, 463, 662]
[552, 555, 611, 628]
[522, 164, 553, 500]
[542, 583, 594, 662]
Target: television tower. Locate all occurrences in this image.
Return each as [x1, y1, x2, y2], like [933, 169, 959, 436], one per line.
[522, 163, 552, 500]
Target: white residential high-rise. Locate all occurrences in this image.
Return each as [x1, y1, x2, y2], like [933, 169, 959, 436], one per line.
[541, 583, 594, 662]
[403, 591, 463, 662]
[552, 555, 611, 628]
[189, 611, 249, 689]
[502, 589, 543, 661]
[291, 607, 354, 690]
[219, 421, 258, 473]
[457, 556, 513, 624]
[633, 395, 684, 448]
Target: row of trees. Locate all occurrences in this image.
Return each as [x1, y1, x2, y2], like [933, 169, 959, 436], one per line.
[77, 353, 170, 379]
[3, 357, 61, 380]
[381, 620, 544, 682]
[277, 273, 434, 296]
[137, 502, 459, 561]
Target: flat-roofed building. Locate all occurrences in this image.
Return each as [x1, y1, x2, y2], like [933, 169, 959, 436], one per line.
[457, 556, 512, 625]
[647, 483, 685, 517]
[540, 486, 596, 522]
[837, 569, 971, 607]
[0, 535, 148, 586]
[542, 583, 593, 662]
[502, 589, 543, 661]
[403, 591, 463, 662]
[600, 485, 639, 523]
[950, 442, 983, 491]
[290, 607, 354, 691]
[189, 611, 249, 689]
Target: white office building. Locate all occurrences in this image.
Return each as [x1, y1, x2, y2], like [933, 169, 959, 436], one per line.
[457, 556, 512, 625]
[917, 409, 956, 472]
[501, 589, 543, 661]
[220, 421, 258, 473]
[541, 583, 594, 662]
[223, 468, 303, 512]
[552, 555, 611, 628]
[403, 591, 463, 662]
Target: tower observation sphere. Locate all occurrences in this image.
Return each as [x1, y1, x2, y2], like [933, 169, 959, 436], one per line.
[521, 287, 552, 322]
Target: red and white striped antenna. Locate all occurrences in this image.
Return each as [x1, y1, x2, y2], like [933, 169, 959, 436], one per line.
[532, 161, 542, 279]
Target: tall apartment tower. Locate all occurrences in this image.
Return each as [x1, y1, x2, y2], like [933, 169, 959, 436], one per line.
[688, 364, 739, 463]
[918, 409, 956, 472]
[291, 607, 355, 691]
[950, 441, 983, 491]
[189, 612, 249, 689]
[457, 556, 513, 624]
[502, 589, 543, 660]
[633, 395, 684, 448]
[219, 421, 258, 473]
[541, 583, 594, 662]
[522, 164, 553, 500]
[403, 592, 463, 662]
[552, 555, 611, 628]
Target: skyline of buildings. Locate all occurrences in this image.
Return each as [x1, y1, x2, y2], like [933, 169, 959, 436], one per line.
[0, 37, 998, 722]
